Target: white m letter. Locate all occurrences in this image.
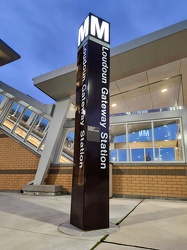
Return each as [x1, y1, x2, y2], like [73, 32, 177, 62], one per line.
[90, 15, 109, 42]
[78, 16, 89, 46]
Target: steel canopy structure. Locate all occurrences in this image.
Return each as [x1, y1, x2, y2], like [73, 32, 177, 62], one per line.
[0, 39, 20, 66]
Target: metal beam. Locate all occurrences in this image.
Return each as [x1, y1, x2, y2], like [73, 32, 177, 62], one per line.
[34, 98, 71, 185]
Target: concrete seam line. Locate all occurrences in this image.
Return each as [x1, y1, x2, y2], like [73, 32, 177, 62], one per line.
[91, 199, 144, 250]
[116, 198, 144, 226]
[90, 234, 109, 250]
[102, 241, 161, 250]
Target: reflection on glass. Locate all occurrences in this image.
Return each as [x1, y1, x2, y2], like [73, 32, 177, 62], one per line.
[128, 122, 152, 143]
[59, 130, 74, 163]
[153, 119, 183, 161]
[160, 148, 175, 161]
[0, 93, 52, 154]
[14, 109, 37, 139]
[128, 122, 152, 162]
[110, 149, 117, 162]
[3, 102, 24, 131]
[0, 94, 8, 115]
[118, 149, 127, 161]
[1, 100, 50, 150]
[145, 148, 153, 161]
[110, 149, 127, 162]
[110, 124, 127, 161]
[26, 116, 50, 149]
[109, 118, 183, 162]
[131, 148, 144, 161]
[58, 119, 184, 163]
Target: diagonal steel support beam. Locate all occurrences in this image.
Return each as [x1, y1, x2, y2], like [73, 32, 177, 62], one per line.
[34, 98, 71, 185]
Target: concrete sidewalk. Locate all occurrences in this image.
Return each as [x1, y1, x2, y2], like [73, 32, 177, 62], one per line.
[0, 192, 186, 250]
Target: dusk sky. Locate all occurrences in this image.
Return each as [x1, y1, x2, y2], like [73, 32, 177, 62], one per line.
[1, 0, 187, 104]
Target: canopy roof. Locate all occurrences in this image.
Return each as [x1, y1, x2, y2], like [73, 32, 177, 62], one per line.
[0, 39, 20, 66]
[33, 20, 187, 113]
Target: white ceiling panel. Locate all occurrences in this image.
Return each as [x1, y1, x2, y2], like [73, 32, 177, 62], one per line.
[122, 86, 153, 112]
[110, 124, 126, 137]
[110, 94, 129, 114]
[123, 85, 150, 100]
[150, 84, 180, 108]
[116, 71, 148, 92]
[150, 75, 181, 92]
[147, 60, 181, 83]
[110, 82, 119, 96]
[125, 93, 153, 112]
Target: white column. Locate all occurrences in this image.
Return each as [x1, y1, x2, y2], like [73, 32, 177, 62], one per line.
[34, 98, 71, 185]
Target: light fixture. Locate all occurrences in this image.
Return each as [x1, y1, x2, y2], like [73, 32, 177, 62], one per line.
[111, 103, 116, 107]
[161, 88, 167, 93]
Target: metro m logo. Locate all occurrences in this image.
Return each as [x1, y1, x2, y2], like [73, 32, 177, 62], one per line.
[78, 16, 89, 47]
[78, 14, 110, 47]
[90, 16, 109, 43]
[139, 130, 150, 137]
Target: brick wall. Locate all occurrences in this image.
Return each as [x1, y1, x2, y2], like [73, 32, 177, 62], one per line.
[113, 165, 187, 199]
[0, 132, 39, 191]
[45, 166, 72, 194]
[1, 131, 187, 199]
[45, 164, 187, 199]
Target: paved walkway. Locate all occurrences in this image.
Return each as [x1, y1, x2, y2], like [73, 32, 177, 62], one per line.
[0, 192, 187, 250]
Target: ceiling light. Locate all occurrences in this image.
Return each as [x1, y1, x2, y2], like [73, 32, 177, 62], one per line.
[111, 103, 116, 107]
[161, 88, 167, 93]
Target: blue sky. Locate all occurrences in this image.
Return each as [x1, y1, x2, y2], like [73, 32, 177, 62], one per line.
[0, 0, 187, 104]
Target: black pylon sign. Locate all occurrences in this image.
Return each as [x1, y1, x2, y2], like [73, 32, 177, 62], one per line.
[70, 13, 110, 231]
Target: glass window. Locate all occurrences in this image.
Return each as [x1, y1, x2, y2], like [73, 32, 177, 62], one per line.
[110, 124, 127, 161]
[145, 148, 153, 161]
[59, 130, 74, 163]
[26, 115, 50, 149]
[110, 124, 127, 143]
[109, 149, 128, 162]
[59, 118, 184, 164]
[110, 149, 118, 162]
[0, 94, 8, 115]
[128, 122, 152, 162]
[114, 134, 126, 143]
[118, 149, 127, 161]
[128, 122, 152, 143]
[109, 118, 183, 163]
[153, 119, 183, 161]
[155, 148, 160, 161]
[13, 109, 37, 139]
[131, 148, 144, 161]
[2, 102, 24, 131]
[160, 147, 175, 161]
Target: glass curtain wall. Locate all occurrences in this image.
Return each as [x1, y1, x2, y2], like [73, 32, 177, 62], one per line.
[0, 93, 50, 153]
[110, 118, 183, 162]
[58, 118, 184, 163]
